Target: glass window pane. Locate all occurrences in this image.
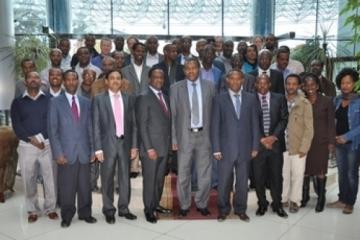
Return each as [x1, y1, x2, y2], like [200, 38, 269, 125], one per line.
[224, 0, 253, 37]
[112, 0, 168, 35]
[14, 0, 47, 34]
[71, 0, 111, 34]
[169, 0, 222, 36]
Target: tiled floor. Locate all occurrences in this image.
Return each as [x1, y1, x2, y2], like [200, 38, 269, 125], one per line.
[1, 171, 360, 240]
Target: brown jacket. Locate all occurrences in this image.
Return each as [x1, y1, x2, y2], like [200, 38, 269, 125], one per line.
[287, 94, 314, 155]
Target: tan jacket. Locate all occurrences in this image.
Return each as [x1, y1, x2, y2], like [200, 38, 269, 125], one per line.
[287, 94, 314, 155]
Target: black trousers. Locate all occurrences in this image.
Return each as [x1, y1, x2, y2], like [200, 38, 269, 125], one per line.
[141, 154, 168, 214]
[58, 160, 92, 222]
[253, 148, 284, 209]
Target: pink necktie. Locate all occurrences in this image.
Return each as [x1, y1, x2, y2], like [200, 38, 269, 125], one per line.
[113, 94, 123, 137]
[71, 96, 80, 122]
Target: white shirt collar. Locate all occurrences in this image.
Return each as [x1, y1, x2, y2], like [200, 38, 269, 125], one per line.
[108, 89, 122, 97]
[149, 86, 162, 97]
[50, 87, 62, 97]
[228, 88, 242, 97]
[23, 90, 45, 100]
[258, 67, 270, 76]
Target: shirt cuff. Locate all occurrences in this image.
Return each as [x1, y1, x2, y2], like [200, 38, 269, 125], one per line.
[95, 150, 103, 155]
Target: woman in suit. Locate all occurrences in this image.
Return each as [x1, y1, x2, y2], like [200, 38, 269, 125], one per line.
[301, 73, 335, 212]
[328, 68, 360, 214]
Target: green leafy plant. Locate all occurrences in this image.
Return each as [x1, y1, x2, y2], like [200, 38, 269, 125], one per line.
[340, 0, 360, 58]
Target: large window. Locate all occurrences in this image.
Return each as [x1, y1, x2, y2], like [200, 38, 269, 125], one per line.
[14, 0, 47, 34]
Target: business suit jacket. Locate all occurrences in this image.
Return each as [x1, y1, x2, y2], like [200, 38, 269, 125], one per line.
[92, 91, 137, 158]
[121, 63, 150, 95]
[249, 69, 285, 95]
[154, 61, 185, 96]
[48, 93, 93, 165]
[257, 92, 288, 152]
[170, 79, 216, 150]
[211, 91, 260, 162]
[136, 88, 170, 157]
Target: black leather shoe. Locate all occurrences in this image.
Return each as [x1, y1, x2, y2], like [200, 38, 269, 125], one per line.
[156, 206, 172, 214]
[178, 209, 189, 217]
[61, 220, 71, 228]
[130, 172, 139, 178]
[217, 214, 227, 222]
[145, 212, 157, 223]
[256, 206, 267, 216]
[118, 212, 137, 220]
[235, 213, 250, 222]
[105, 215, 115, 224]
[196, 207, 211, 216]
[273, 208, 288, 218]
[79, 216, 97, 223]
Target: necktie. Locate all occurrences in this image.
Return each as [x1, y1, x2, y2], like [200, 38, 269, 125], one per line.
[157, 92, 169, 117]
[234, 94, 240, 119]
[113, 94, 123, 137]
[261, 95, 270, 136]
[191, 83, 200, 125]
[71, 96, 80, 122]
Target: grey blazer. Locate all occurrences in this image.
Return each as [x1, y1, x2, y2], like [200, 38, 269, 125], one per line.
[135, 88, 170, 157]
[48, 93, 94, 165]
[170, 79, 216, 150]
[121, 63, 150, 95]
[92, 91, 137, 158]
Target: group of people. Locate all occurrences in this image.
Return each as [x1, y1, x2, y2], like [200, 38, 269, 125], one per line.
[6, 33, 360, 228]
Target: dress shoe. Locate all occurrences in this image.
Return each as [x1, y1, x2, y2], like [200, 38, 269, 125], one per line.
[256, 206, 267, 216]
[289, 202, 299, 213]
[178, 209, 189, 217]
[61, 220, 71, 228]
[343, 205, 353, 214]
[118, 212, 137, 220]
[273, 208, 288, 218]
[48, 212, 59, 220]
[156, 206, 172, 214]
[145, 212, 157, 223]
[0, 192, 5, 203]
[28, 214, 38, 223]
[235, 213, 250, 222]
[217, 214, 227, 222]
[79, 216, 97, 223]
[327, 200, 346, 209]
[196, 207, 211, 216]
[105, 215, 115, 224]
[130, 172, 139, 178]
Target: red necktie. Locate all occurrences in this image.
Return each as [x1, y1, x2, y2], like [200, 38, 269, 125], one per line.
[157, 92, 169, 117]
[71, 96, 80, 122]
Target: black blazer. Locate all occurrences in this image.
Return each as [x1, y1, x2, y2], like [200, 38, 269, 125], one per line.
[135, 88, 171, 157]
[256, 92, 288, 152]
[249, 69, 285, 95]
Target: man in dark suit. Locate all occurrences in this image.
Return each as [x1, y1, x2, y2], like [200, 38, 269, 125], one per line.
[154, 43, 185, 96]
[93, 69, 138, 224]
[170, 57, 216, 217]
[136, 67, 172, 223]
[211, 69, 260, 222]
[249, 49, 285, 95]
[253, 74, 289, 218]
[48, 70, 97, 228]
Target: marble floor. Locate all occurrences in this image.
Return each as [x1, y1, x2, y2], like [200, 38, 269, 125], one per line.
[0, 170, 360, 240]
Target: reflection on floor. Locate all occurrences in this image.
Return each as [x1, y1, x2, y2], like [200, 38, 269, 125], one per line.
[0, 168, 359, 240]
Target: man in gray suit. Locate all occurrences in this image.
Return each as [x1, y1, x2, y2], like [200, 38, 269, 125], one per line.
[48, 70, 97, 228]
[121, 42, 150, 178]
[170, 57, 216, 217]
[136, 67, 172, 223]
[93, 69, 138, 224]
[211, 69, 260, 222]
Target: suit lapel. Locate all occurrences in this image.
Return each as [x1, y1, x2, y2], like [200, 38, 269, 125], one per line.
[104, 91, 116, 131]
[148, 89, 168, 118]
[129, 64, 140, 87]
[181, 81, 191, 113]
[226, 92, 239, 121]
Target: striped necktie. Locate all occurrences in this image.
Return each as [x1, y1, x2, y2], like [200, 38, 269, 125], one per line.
[261, 95, 270, 136]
